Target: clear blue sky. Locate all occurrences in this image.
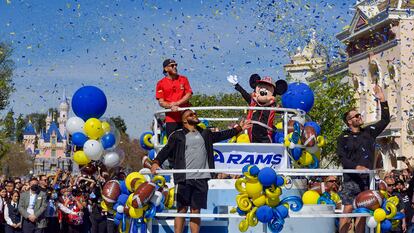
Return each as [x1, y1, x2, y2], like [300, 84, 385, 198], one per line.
[0, 0, 354, 137]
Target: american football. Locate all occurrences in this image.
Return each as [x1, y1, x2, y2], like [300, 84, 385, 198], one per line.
[131, 182, 156, 208]
[353, 190, 383, 210]
[102, 180, 121, 203]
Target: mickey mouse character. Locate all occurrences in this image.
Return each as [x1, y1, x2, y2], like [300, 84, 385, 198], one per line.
[227, 74, 287, 143]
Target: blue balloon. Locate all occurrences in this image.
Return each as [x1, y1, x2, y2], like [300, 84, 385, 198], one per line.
[273, 132, 285, 144]
[117, 194, 129, 206]
[148, 149, 156, 160]
[291, 147, 302, 161]
[113, 218, 120, 226]
[381, 220, 392, 232]
[119, 181, 129, 195]
[101, 133, 116, 149]
[281, 82, 314, 113]
[237, 207, 246, 216]
[274, 205, 288, 219]
[72, 132, 88, 146]
[72, 86, 107, 121]
[275, 175, 285, 187]
[258, 167, 277, 187]
[304, 121, 321, 136]
[249, 165, 260, 176]
[256, 205, 273, 223]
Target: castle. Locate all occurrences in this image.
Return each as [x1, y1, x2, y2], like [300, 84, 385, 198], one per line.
[23, 93, 72, 175]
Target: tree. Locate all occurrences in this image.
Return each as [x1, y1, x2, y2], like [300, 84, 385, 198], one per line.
[0, 142, 32, 177]
[307, 73, 356, 167]
[118, 133, 146, 172]
[15, 114, 25, 143]
[0, 43, 15, 112]
[25, 108, 57, 133]
[190, 93, 249, 129]
[3, 109, 15, 141]
[110, 116, 127, 134]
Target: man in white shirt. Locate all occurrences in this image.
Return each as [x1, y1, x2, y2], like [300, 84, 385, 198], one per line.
[18, 178, 47, 233]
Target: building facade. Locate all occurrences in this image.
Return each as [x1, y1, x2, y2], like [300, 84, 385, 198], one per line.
[336, 0, 414, 170]
[23, 95, 72, 175]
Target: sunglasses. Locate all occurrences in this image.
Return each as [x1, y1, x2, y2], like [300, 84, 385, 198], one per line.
[348, 113, 361, 121]
[326, 180, 338, 183]
[187, 112, 197, 117]
[168, 63, 178, 67]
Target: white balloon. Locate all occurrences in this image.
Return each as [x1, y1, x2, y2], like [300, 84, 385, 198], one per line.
[291, 116, 306, 125]
[66, 117, 85, 135]
[366, 216, 377, 228]
[103, 151, 121, 168]
[83, 140, 104, 160]
[116, 205, 124, 214]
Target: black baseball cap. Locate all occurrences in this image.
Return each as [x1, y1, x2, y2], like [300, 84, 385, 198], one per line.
[162, 59, 176, 74]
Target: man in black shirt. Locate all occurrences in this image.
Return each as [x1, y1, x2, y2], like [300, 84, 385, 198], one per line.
[337, 85, 390, 233]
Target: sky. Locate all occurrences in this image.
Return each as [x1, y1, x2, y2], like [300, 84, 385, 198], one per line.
[0, 0, 355, 138]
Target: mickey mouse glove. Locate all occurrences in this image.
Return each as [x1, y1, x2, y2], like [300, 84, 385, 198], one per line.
[227, 75, 238, 86]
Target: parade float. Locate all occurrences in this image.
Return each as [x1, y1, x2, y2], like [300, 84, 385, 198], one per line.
[67, 84, 396, 233]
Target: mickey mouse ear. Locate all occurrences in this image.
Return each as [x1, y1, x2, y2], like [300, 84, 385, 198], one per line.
[274, 80, 288, 96]
[249, 74, 261, 89]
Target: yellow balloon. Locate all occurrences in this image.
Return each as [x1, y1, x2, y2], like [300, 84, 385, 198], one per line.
[252, 195, 266, 207]
[100, 200, 112, 211]
[228, 136, 237, 143]
[84, 118, 104, 139]
[236, 194, 252, 212]
[266, 197, 280, 207]
[239, 219, 249, 232]
[167, 188, 175, 209]
[373, 208, 386, 222]
[237, 134, 250, 143]
[125, 172, 146, 192]
[197, 122, 206, 129]
[302, 190, 320, 204]
[101, 121, 111, 133]
[129, 207, 144, 219]
[73, 151, 91, 165]
[330, 192, 341, 204]
[275, 122, 283, 130]
[162, 135, 168, 145]
[317, 136, 326, 147]
[299, 151, 314, 166]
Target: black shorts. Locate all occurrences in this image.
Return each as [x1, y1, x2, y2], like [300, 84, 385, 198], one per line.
[176, 179, 209, 209]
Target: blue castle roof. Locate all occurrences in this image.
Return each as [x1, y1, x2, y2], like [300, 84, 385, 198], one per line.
[42, 122, 64, 143]
[23, 122, 36, 135]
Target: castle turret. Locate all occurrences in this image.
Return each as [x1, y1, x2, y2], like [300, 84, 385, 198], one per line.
[58, 90, 69, 136]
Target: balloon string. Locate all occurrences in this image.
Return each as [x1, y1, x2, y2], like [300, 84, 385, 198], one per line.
[376, 222, 381, 233]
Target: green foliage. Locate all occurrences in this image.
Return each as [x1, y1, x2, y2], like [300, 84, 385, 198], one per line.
[307, 73, 356, 167]
[25, 108, 57, 133]
[3, 109, 15, 141]
[110, 116, 127, 134]
[191, 93, 247, 129]
[15, 114, 25, 143]
[0, 43, 15, 111]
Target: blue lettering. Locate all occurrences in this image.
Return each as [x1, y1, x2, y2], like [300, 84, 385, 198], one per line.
[271, 154, 283, 165]
[255, 154, 273, 164]
[240, 154, 255, 164]
[227, 154, 242, 164]
[213, 149, 224, 163]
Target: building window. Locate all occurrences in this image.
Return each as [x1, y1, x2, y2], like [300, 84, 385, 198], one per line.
[51, 149, 56, 157]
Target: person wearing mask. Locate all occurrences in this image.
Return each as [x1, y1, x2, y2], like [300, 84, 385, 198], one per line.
[18, 178, 47, 233]
[155, 59, 193, 136]
[44, 188, 59, 233]
[337, 85, 390, 233]
[4, 191, 21, 233]
[151, 109, 251, 233]
[5, 181, 15, 200]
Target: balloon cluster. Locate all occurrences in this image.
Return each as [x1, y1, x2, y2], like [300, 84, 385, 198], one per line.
[301, 190, 341, 206]
[67, 86, 123, 169]
[354, 194, 404, 233]
[279, 119, 326, 168]
[233, 165, 303, 233]
[100, 172, 174, 232]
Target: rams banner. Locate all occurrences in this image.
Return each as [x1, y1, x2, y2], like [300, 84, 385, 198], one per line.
[213, 144, 287, 171]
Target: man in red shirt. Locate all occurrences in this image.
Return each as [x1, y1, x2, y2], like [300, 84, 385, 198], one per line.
[156, 59, 193, 136]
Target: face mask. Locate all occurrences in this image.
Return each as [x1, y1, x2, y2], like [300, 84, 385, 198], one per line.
[31, 184, 40, 193]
